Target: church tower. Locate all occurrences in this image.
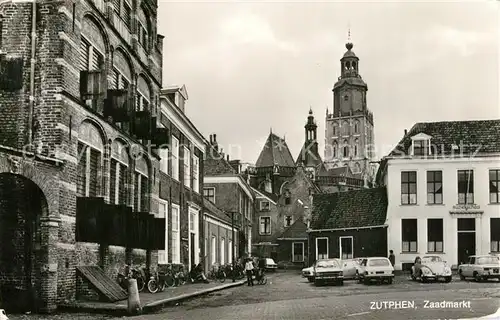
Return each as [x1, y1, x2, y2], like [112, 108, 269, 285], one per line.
[324, 39, 375, 175]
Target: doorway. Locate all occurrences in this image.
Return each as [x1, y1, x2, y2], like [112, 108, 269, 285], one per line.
[316, 237, 328, 260]
[457, 218, 476, 265]
[190, 233, 195, 267]
[339, 236, 354, 259]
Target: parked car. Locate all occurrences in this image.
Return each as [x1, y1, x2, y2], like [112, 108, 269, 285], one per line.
[357, 257, 394, 284]
[302, 264, 315, 282]
[313, 259, 344, 286]
[262, 258, 278, 271]
[458, 255, 500, 282]
[411, 255, 452, 283]
[341, 259, 361, 280]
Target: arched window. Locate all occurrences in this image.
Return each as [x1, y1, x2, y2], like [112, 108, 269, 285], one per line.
[354, 120, 360, 134]
[354, 138, 359, 157]
[79, 17, 106, 71]
[134, 156, 149, 212]
[136, 75, 151, 111]
[343, 139, 349, 158]
[137, 8, 151, 52]
[333, 141, 338, 158]
[110, 139, 129, 205]
[111, 49, 132, 90]
[77, 121, 105, 197]
[342, 121, 349, 136]
[333, 123, 339, 136]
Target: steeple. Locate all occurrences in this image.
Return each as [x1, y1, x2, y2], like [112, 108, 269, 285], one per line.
[305, 108, 317, 143]
[340, 29, 360, 79]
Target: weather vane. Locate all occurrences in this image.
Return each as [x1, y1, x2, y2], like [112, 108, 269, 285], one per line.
[347, 23, 351, 42]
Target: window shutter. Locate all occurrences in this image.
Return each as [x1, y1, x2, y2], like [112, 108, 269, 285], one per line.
[88, 148, 100, 197]
[76, 143, 87, 196]
[119, 163, 127, 205]
[140, 176, 148, 211]
[123, 2, 131, 29]
[110, 159, 117, 203]
[134, 172, 139, 211]
[91, 50, 103, 71]
[113, 0, 120, 13]
[79, 39, 90, 71]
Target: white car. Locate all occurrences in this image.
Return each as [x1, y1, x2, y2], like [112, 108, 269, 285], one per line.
[412, 255, 452, 283]
[341, 259, 361, 280]
[263, 258, 278, 271]
[302, 265, 314, 282]
[357, 257, 394, 284]
[313, 259, 344, 286]
[458, 255, 500, 282]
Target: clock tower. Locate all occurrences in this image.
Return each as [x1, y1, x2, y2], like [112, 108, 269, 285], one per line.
[324, 41, 375, 176]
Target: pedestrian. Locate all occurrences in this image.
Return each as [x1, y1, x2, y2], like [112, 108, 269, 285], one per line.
[389, 250, 395, 267]
[245, 257, 254, 286]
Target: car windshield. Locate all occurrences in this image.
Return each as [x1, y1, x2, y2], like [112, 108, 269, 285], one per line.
[316, 260, 339, 268]
[368, 259, 390, 267]
[477, 256, 499, 265]
[422, 256, 442, 263]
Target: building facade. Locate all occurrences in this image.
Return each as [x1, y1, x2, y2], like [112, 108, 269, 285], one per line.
[0, 0, 164, 312]
[377, 120, 500, 270]
[325, 41, 375, 176]
[157, 87, 205, 270]
[203, 134, 254, 260]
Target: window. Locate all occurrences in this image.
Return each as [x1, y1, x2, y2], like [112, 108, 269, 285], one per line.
[333, 141, 337, 158]
[189, 210, 195, 232]
[292, 242, 304, 262]
[413, 140, 428, 156]
[354, 121, 359, 134]
[259, 216, 271, 235]
[343, 140, 349, 158]
[112, 68, 130, 90]
[285, 196, 291, 205]
[211, 236, 216, 266]
[228, 240, 233, 263]
[158, 200, 168, 264]
[183, 147, 191, 188]
[316, 237, 328, 260]
[354, 138, 359, 157]
[79, 37, 104, 71]
[136, 92, 149, 111]
[134, 172, 148, 212]
[491, 218, 500, 253]
[159, 147, 169, 174]
[333, 123, 338, 136]
[427, 171, 443, 204]
[259, 200, 270, 211]
[110, 159, 128, 205]
[489, 170, 500, 203]
[137, 21, 148, 50]
[220, 238, 225, 265]
[342, 121, 349, 136]
[122, 0, 132, 29]
[401, 171, 417, 205]
[284, 215, 293, 227]
[427, 219, 443, 252]
[171, 137, 179, 180]
[193, 155, 199, 193]
[76, 142, 102, 197]
[458, 170, 474, 204]
[402, 219, 417, 252]
[203, 187, 215, 203]
[171, 205, 180, 263]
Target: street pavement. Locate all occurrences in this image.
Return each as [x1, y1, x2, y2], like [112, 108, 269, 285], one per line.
[125, 270, 500, 320]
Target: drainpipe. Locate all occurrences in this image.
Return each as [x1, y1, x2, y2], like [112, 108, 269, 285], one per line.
[27, 0, 37, 151]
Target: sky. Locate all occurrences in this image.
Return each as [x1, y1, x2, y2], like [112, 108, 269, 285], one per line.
[158, 0, 499, 164]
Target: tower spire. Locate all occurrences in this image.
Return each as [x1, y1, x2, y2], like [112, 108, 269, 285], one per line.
[348, 24, 351, 42]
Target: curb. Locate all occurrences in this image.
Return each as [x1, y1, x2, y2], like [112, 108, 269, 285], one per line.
[58, 280, 246, 317]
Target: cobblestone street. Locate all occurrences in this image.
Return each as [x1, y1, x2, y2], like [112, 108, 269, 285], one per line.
[126, 270, 500, 320]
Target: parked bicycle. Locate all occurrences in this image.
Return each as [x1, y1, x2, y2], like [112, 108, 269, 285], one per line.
[173, 264, 187, 286]
[254, 268, 267, 285]
[208, 264, 226, 283]
[117, 264, 146, 292]
[147, 269, 174, 293]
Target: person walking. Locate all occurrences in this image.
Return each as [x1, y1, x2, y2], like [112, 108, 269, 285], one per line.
[389, 250, 396, 267]
[245, 257, 254, 286]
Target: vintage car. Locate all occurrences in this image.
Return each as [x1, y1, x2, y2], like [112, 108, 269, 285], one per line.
[313, 259, 344, 286]
[302, 264, 315, 282]
[458, 255, 500, 282]
[356, 257, 394, 284]
[341, 259, 361, 280]
[262, 258, 278, 271]
[412, 255, 452, 283]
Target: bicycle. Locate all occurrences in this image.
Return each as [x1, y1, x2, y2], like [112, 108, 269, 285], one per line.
[208, 264, 226, 282]
[147, 269, 174, 293]
[255, 268, 267, 285]
[117, 265, 146, 292]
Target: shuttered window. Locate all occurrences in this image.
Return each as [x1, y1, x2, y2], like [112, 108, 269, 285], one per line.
[118, 163, 127, 204]
[123, 1, 132, 29]
[113, 0, 120, 13]
[140, 176, 148, 211]
[89, 148, 100, 197]
[136, 94, 149, 111]
[77, 143, 87, 196]
[91, 49, 103, 71]
[134, 172, 140, 211]
[110, 159, 117, 203]
[79, 39, 90, 71]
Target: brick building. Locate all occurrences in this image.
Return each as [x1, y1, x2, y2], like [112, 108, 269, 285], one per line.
[156, 86, 206, 270]
[203, 134, 254, 264]
[0, 0, 164, 313]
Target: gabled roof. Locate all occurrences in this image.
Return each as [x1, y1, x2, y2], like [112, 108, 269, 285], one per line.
[310, 187, 387, 230]
[388, 120, 500, 157]
[255, 133, 296, 168]
[203, 198, 232, 225]
[204, 145, 236, 176]
[277, 219, 307, 240]
[295, 142, 323, 168]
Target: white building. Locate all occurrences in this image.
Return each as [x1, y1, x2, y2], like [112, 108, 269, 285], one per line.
[377, 120, 500, 270]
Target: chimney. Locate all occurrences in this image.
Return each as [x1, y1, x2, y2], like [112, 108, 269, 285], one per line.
[404, 129, 408, 136]
[209, 134, 213, 144]
[220, 148, 224, 159]
[212, 134, 218, 151]
[226, 155, 229, 161]
[229, 159, 241, 173]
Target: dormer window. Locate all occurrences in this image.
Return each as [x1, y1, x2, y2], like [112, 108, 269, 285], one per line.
[411, 133, 432, 157]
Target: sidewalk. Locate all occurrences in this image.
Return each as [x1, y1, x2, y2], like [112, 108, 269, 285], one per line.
[59, 279, 246, 316]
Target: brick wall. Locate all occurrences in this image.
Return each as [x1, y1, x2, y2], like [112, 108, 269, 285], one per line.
[203, 217, 237, 271]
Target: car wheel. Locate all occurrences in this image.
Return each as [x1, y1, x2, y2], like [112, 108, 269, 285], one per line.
[338, 279, 344, 286]
[474, 272, 481, 282]
[419, 271, 427, 283]
[387, 277, 393, 285]
[459, 270, 465, 281]
[444, 276, 452, 283]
